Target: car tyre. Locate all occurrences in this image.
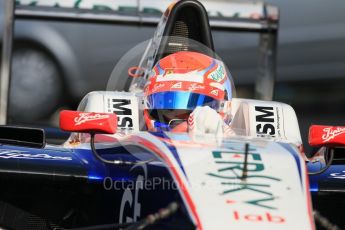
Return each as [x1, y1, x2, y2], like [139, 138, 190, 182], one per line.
[8, 47, 62, 123]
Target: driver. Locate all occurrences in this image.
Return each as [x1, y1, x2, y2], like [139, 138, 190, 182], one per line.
[143, 51, 234, 136]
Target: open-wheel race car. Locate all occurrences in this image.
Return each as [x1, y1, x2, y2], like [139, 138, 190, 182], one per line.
[0, 0, 344, 229]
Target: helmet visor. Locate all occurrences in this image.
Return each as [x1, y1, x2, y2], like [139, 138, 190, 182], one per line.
[145, 91, 221, 111]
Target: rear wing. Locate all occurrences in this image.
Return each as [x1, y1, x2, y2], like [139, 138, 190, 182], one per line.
[14, 1, 278, 32]
[1, 0, 279, 124]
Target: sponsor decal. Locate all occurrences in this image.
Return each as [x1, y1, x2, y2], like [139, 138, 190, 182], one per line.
[322, 127, 345, 142]
[156, 71, 204, 83]
[152, 83, 165, 92]
[255, 106, 282, 138]
[0, 149, 72, 161]
[110, 99, 133, 130]
[17, 0, 266, 21]
[188, 114, 195, 130]
[74, 113, 110, 126]
[119, 164, 147, 224]
[329, 171, 345, 179]
[233, 211, 285, 223]
[111, 99, 132, 115]
[210, 89, 219, 96]
[207, 144, 281, 211]
[208, 64, 225, 82]
[171, 82, 182, 89]
[188, 83, 205, 91]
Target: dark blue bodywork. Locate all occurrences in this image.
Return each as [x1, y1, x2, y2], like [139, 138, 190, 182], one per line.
[307, 157, 345, 227]
[0, 139, 192, 229]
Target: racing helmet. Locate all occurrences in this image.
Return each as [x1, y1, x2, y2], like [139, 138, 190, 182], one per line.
[144, 51, 233, 131]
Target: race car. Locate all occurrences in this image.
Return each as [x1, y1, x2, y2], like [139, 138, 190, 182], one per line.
[0, 0, 342, 229]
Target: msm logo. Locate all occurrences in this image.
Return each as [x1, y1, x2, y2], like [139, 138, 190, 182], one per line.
[255, 106, 276, 137]
[112, 99, 133, 129]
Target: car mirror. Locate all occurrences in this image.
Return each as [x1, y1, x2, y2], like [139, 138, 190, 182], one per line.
[308, 125, 345, 175]
[309, 125, 345, 147]
[60, 110, 138, 165]
[59, 110, 117, 134]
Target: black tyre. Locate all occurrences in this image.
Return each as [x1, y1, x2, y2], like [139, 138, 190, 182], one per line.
[8, 47, 62, 123]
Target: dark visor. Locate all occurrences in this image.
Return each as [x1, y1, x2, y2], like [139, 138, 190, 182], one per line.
[146, 91, 220, 110]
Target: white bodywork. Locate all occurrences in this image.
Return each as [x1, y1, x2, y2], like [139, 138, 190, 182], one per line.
[78, 91, 302, 145]
[77, 91, 144, 132]
[72, 91, 314, 229]
[132, 132, 313, 229]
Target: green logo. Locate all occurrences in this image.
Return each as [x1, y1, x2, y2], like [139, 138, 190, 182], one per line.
[208, 64, 225, 82]
[207, 144, 281, 210]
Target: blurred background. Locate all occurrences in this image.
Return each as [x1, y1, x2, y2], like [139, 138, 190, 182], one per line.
[1, 0, 345, 152]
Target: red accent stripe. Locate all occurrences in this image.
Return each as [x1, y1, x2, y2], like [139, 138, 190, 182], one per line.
[296, 146, 315, 229]
[128, 135, 203, 230]
[304, 163, 316, 229]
